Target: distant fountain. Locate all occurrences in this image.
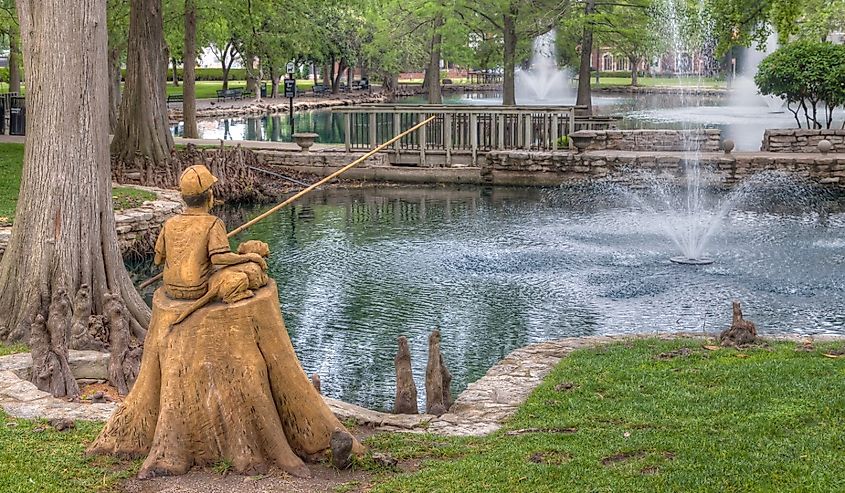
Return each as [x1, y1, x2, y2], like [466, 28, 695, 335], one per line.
[515, 30, 574, 105]
[730, 32, 785, 113]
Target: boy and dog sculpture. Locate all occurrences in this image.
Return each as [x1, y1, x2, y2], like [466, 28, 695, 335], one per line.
[90, 165, 362, 479]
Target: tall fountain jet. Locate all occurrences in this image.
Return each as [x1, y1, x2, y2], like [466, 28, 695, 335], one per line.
[730, 32, 785, 113]
[515, 30, 574, 105]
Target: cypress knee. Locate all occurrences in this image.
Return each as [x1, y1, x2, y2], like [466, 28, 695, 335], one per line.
[394, 336, 418, 414]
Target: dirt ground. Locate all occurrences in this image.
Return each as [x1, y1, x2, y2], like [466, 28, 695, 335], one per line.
[118, 427, 408, 493]
[120, 464, 376, 493]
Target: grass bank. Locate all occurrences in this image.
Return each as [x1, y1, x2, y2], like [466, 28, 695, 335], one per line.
[0, 143, 156, 222]
[0, 338, 842, 492]
[369, 338, 845, 492]
[0, 412, 134, 493]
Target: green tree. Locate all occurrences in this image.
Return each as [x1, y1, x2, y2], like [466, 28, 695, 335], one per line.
[755, 40, 845, 128]
[462, 0, 572, 106]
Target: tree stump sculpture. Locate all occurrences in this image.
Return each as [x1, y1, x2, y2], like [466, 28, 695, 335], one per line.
[425, 330, 452, 416]
[394, 336, 419, 414]
[90, 165, 362, 479]
[719, 301, 759, 347]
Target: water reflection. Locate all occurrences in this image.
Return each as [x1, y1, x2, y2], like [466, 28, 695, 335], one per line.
[174, 92, 844, 152]
[128, 185, 845, 410]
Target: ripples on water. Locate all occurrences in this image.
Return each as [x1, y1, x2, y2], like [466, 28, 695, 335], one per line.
[127, 185, 845, 410]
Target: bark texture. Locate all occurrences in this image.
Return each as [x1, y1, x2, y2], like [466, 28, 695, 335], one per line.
[8, 35, 21, 93]
[0, 0, 151, 343]
[108, 45, 123, 133]
[394, 336, 418, 414]
[502, 10, 517, 106]
[576, 0, 597, 113]
[111, 0, 174, 169]
[30, 289, 80, 398]
[425, 330, 452, 416]
[719, 301, 759, 347]
[425, 16, 444, 105]
[89, 281, 363, 479]
[182, 0, 198, 139]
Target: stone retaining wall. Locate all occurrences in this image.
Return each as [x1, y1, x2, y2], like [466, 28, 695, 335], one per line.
[484, 150, 845, 188]
[581, 129, 722, 152]
[0, 185, 183, 259]
[762, 129, 845, 153]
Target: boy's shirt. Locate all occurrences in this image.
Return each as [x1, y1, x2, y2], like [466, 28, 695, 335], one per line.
[154, 212, 231, 299]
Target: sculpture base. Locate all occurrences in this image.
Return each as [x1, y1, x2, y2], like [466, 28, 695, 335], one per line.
[88, 281, 362, 479]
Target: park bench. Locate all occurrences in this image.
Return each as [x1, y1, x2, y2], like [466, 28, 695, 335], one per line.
[312, 84, 329, 95]
[215, 89, 245, 102]
[242, 90, 254, 99]
[166, 94, 183, 105]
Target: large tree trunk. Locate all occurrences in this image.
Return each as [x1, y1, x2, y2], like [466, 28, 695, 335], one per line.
[244, 53, 258, 94]
[8, 34, 21, 94]
[108, 45, 123, 133]
[111, 0, 173, 169]
[170, 57, 179, 87]
[576, 0, 596, 113]
[182, 0, 198, 139]
[270, 66, 280, 98]
[425, 15, 443, 104]
[630, 56, 639, 87]
[220, 42, 234, 92]
[1, 0, 151, 343]
[502, 9, 517, 106]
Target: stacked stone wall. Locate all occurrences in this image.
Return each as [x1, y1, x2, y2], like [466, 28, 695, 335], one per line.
[583, 129, 722, 152]
[484, 150, 845, 188]
[0, 186, 183, 259]
[762, 129, 845, 153]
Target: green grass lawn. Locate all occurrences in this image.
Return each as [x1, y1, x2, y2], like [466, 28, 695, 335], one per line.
[0, 143, 156, 222]
[0, 342, 27, 356]
[0, 412, 135, 493]
[0, 80, 319, 101]
[0, 338, 842, 492]
[164, 80, 317, 100]
[595, 76, 726, 89]
[368, 338, 845, 492]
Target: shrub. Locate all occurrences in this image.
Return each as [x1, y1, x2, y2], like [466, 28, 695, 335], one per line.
[755, 41, 845, 129]
[120, 67, 249, 81]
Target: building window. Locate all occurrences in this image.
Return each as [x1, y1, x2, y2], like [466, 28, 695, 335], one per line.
[602, 53, 613, 71]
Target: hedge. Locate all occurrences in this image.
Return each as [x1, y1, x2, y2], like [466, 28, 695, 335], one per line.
[120, 67, 250, 81]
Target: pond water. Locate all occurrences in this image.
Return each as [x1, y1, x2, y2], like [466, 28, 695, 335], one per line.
[172, 92, 845, 152]
[128, 184, 845, 411]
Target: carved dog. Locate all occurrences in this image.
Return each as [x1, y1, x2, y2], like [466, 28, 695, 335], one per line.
[172, 240, 271, 326]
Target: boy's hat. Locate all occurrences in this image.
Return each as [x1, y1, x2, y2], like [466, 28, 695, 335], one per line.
[179, 165, 218, 196]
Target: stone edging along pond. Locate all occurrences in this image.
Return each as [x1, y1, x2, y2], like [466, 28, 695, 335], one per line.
[0, 185, 183, 259]
[4, 333, 840, 437]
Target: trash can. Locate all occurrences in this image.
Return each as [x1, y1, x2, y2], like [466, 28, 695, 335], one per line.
[9, 96, 25, 136]
[260, 83, 268, 98]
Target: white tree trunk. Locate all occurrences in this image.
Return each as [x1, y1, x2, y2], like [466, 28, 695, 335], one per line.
[0, 0, 151, 342]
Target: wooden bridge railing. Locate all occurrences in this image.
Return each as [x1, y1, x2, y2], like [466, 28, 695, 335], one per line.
[333, 104, 618, 166]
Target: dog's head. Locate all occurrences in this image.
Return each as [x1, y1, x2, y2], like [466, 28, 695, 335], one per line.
[237, 240, 270, 258]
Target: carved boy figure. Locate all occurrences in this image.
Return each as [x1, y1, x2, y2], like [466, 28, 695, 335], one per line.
[155, 165, 268, 318]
